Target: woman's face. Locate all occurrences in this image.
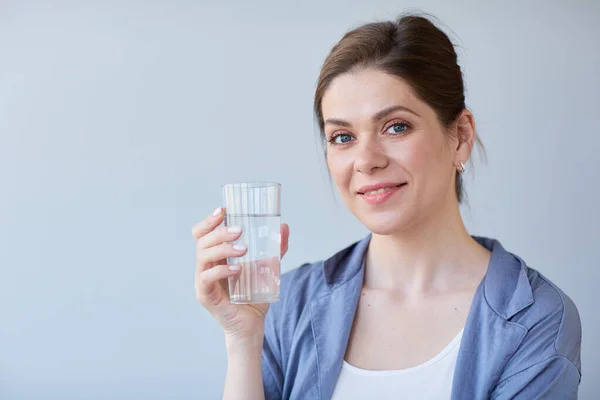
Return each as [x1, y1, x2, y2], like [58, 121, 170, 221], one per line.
[321, 68, 471, 235]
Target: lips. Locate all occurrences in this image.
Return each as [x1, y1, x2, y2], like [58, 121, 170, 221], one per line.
[356, 182, 407, 206]
[357, 182, 406, 195]
[360, 184, 403, 196]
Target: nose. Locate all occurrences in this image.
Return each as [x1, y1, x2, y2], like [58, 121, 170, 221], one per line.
[354, 136, 389, 174]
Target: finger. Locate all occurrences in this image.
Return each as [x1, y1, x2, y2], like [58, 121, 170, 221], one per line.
[280, 223, 290, 259]
[197, 242, 248, 271]
[191, 207, 224, 240]
[197, 225, 243, 250]
[196, 264, 241, 306]
[198, 264, 241, 288]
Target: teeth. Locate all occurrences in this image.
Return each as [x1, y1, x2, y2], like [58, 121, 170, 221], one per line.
[365, 186, 395, 195]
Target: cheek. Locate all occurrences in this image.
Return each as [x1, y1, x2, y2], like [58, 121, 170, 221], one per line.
[326, 151, 353, 188]
[387, 137, 433, 176]
[402, 134, 447, 175]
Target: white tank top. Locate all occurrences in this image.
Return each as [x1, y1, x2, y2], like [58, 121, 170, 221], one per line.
[331, 329, 463, 400]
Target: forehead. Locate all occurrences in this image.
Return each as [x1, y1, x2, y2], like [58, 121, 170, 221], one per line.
[321, 68, 428, 121]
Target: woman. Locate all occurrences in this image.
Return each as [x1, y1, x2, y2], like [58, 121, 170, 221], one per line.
[193, 14, 582, 400]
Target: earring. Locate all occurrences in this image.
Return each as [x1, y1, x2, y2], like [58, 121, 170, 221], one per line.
[457, 162, 466, 173]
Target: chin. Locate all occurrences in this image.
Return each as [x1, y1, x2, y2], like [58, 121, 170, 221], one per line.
[356, 209, 412, 236]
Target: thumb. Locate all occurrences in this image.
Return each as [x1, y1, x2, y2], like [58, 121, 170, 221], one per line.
[280, 223, 290, 259]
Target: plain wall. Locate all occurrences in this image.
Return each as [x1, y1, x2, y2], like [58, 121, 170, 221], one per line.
[1, 0, 598, 398]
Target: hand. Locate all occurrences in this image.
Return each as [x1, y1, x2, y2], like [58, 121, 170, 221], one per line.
[193, 207, 290, 342]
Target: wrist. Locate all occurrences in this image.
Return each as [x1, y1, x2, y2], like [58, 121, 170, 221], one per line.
[225, 330, 264, 354]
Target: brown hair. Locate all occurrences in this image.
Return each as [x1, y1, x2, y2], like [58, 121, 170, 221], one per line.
[314, 13, 483, 203]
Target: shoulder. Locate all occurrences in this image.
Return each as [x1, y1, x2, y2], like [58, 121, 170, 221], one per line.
[478, 236, 582, 372]
[490, 260, 583, 392]
[273, 260, 329, 320]
[264, 236, 367, 335]
[269, 235, 369, 320]
[263, 256, 326, 335]
[261, 259, 329, 394]
[508, 263, 582, 373]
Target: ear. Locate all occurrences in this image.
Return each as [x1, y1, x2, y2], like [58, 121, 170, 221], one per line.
[453, 109, 475, 168]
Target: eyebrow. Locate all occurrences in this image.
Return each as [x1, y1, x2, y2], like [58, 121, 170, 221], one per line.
[324, 105, 420, 127]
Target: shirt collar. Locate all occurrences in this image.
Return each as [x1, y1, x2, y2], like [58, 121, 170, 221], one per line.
[321, 234, 534, 320]
[474, 236, 534, 319]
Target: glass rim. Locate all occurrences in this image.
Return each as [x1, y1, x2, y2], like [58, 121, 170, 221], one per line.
[221, 181, 281, 189]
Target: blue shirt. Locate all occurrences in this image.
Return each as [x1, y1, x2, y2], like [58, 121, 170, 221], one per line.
[262, 235, 582, 399]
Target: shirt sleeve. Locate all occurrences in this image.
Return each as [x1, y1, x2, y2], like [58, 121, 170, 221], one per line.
[261, 304, 284, 400]
[491, 355, 581, 399]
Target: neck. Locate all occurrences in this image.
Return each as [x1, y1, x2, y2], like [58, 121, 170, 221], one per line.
[364, 197, 490, 295]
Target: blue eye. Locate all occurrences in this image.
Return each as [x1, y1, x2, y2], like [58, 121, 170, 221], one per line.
[386, 123, 408, 134]
[330, 134, 354, 144]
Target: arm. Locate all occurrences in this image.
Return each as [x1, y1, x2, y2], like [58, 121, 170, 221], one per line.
[223, 334, 265, 400]
[193, 214, 291, 400]
[491, 356, 581, 400]
[222, 301, 285, 400]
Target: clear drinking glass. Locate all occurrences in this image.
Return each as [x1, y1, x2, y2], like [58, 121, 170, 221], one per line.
[222, 182, 281, 304]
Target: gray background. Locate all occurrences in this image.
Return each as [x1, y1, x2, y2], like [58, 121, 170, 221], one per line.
[1, 0, 598, 398]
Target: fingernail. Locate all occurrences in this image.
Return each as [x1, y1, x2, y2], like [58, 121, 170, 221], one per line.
[212, 207, 222, 217]
[229, 265, 241, 271]
[227, 226, 241, 234]
[233, 244, 247, 251]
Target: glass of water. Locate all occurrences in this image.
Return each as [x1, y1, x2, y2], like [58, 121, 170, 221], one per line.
[222, 182, 281, 304]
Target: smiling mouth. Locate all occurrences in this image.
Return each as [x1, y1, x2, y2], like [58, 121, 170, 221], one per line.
[358, 183, 406, 196]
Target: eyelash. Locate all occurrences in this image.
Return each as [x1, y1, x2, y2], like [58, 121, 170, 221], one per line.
[327, 120, 412, 146]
